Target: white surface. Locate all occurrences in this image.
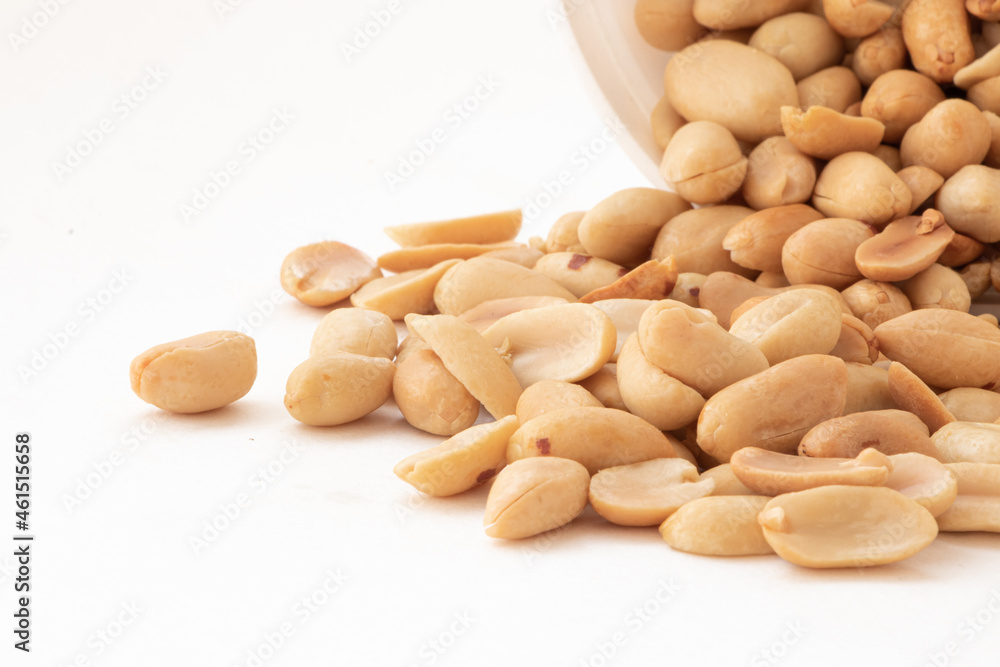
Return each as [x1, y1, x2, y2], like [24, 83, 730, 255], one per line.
[2, 1, 999, 666]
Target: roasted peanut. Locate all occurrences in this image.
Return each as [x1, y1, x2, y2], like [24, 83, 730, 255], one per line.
[310, 308, 397, 359]
[484, 457, 590, 539]
[741, 139, 818, 210]
[515, 380, 603, 423]
[724, 204, 824, 273]
[749, 12, 845, 81]
[932, 422, 1000, 464]
[796, 66, 862, 113]
[899, 263, 971, 311]
[394, 416, 519, 496]
[728, 289, 843, 364]
[853, 27, 906, 86]
[661, 121, 748, 205]
[887, 361, 957, 434]
[351, 259, 461, 320]
[617, 333, 706, 431]
[280, 241, 382, 307]
[284, 353, 394, 426]
[812, 152, 912, 225]
[901, 0, 975, 84]
[731, 447, 892, 495]
[130, 331, 257, 413]
[854, 210, 956, 282]
[860, 70, 946, 144]
[900, 100, 991, 179]
[634, 0, 704, 52]
[589, 458, 714, 526]
[781, 106, 885, 160]
[432, 257, 575, 316]
[651, 206, 756, 277]
[393, 348, 480, 436]
[782, 217, 873, 289]
[384, 209, 521, 247]
[579, 188, 691, 266]
[935, 165, 1000, 243]
[660, 495, 774, 556]
[884, 453, 958, 517]
[938, 387, 1000, 423]
[798, 409, 938, 459]
[936, 462, 1000, 531]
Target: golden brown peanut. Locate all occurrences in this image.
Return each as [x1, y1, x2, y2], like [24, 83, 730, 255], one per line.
[406, 314, 522, 419]
[782, 218, 873, 289]
[852, 27, 906, 86]
[932, 422, 1000, 464]
[798, 409, 938, 459]
[901, 100, 991, 179]
[781, 106, 885, 160]
[533, 253, 625, 298]
[580, 258, 678, 303]
[639, 300, 770, 397]
[507, 407, 676, 474]
[660, 495, 774, 556]
[376, 242, 518, 273]
[812, 152, 911, 225]
[895, 166, 945, 215]
[484, 457, 590, 539]
[939, 388, 1000, 423]
[732, 447, 892, 495]
[481, 303, 616, 387]
[579, 188, 691, 267]
[899, 264, 971, 311]
[841, 279, 912, 329]
[701, 464, 758, 496]
[693, 0, 810, 30]
[935, 165, 1000, 243]
[741, 139, 818, 210]
[729, 289, 843, 364]
[393, 349, 479, 436]
[394, 416, 519, 496]
[823, 0, 894, 38]
[796, 66, 862, 113]
[634, 0, 703, 52]
[617, 334, 706, 431]
[651, 206, 756, 277]
[280, 241, 382, 307]
[749, 12, 845, 81]
[844, 362, 895, 414]
[954, 42, 1000, 89]
[887, 361, 956, 434]
[854, 211, 955, 282]
[577, 364, 626, 411]
[901, 0, 975, 84]
[698, 272, 851, 328]
[651, 95, 686, 151]
[758, 485, 938, 567]
[130, 331, 257, 414]
[310, 308, 397, 360]
[936, 462, 1000, 531]
[458, 296, 570, 332]
[384, 209, 521, 247]
[284, 353, 394, 426]
[432, 257, 575, 316]
[590, 299, 660, 361]
[870, 144, 903, 171]
[545, 211, 586, 254]
[860, 70, 946, 144]
[661, 122, 748, 205]
[669, 272, 707, 308]
[664, 40, 798, 143]
[875, 310, 1000, 390]
[589, 458, 714, 526]
[724, 204, 824, 273]
[829, 313, 880, 365]
[698, 355, 848, 462]
[515, 380, 602, 423]
[961, 258, 995, 299]
[350, 259, 460, 320]
[967, 75, 1000, 114]
[937, 233, 986, 267]
[885, 453, 958, 517]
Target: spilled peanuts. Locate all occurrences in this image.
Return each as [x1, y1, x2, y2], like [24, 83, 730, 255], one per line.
[131, 3, 1000, 571]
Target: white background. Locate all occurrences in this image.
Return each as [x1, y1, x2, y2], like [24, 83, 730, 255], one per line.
[2, 1, 999, 666]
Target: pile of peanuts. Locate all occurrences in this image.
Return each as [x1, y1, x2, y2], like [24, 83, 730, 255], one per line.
[127, 0, 1000, 569]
